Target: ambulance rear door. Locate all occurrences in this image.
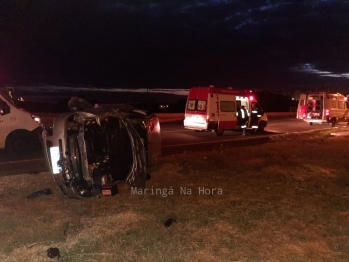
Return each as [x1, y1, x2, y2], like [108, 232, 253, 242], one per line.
[184, 88, 209, 130]
[297, 93, 307, 119]
[206, 92, 219, 130]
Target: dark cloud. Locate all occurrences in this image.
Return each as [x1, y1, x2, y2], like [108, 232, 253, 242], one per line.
[1, 0, 349, 91]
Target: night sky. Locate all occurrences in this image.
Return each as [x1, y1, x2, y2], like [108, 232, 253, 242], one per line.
[1, 0, 349, 92]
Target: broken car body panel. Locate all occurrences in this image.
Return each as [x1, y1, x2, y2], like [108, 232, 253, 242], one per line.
[43, 106, 161, 199]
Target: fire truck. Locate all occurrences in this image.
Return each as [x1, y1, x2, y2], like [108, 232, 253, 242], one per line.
[183, 86, 268, 136]
[300, 92, 349, 126]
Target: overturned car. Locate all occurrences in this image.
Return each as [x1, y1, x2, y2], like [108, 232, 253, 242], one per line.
[43, 99, 161, 199]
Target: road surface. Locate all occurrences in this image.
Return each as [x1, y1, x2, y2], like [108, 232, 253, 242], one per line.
[0, 118, 340, 176]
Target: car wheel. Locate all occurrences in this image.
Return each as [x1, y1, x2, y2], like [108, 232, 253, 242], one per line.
[215, 128, 224, 136]
[258, 124, 265, 133]
[7, 130, 34, 154]
[331, 118, 336, 127]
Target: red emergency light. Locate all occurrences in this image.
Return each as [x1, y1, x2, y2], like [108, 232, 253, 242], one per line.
[249, 96, 254, 101]
[345, 97, 348, 101]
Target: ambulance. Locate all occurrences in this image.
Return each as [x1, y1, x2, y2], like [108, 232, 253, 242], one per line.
[0, 91, 43, 153]
[302, 92, 349, 126]
[296, 93, 308, 119]
[183, 86, 268, 136]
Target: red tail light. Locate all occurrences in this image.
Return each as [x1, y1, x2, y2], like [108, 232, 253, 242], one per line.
[146, 117, 159, 133]
[148, 119, 155, 133]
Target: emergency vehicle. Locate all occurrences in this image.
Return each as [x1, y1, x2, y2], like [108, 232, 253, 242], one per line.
[301, 92, 349, 126]
[0, 91, 42, 153]
[296, 93, 308, 119]
[183, 86, 268, 136]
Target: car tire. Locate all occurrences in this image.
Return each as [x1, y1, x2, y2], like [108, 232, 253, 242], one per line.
[215, 128, 224, 136]
[258, 124, 265, 133]
[6, 130, 34, 154]
[331, 118, 336, 127]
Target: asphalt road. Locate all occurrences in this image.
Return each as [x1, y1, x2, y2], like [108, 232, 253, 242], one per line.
[0, 118, 338, 176]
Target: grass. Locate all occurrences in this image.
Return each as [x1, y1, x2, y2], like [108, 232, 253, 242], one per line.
[1, 128, 349, 261]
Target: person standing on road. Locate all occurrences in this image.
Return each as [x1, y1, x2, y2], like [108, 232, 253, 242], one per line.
[251, 102, 262, 133]
[237, 105, 248, 135]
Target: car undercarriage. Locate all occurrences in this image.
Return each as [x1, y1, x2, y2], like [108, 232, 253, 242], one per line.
[43, 106, 161, 199]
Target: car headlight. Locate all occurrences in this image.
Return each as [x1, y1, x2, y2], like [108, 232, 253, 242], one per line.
[49, 146, 61, 174]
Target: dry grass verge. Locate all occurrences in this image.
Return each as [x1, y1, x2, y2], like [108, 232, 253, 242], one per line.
[1, 129, 349, 261]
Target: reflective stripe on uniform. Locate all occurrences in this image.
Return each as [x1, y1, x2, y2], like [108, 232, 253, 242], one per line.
[252, 110, 257, 113]
[241, 109, 245, 118]
[252, 125, 258, 128]
[241, 125, 246, 128]
[257, 115, 261, 117]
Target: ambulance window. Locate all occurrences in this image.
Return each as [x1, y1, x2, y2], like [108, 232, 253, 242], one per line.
[196, 100, 206, 111]
[338, 101, 344, 109]
[331, 99, 337, 108]
[236, 101, 241, 109]
[220, 101, 235, 112]
[187, 99, 196, 110]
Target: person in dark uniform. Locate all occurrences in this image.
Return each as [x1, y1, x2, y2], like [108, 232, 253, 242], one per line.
[251, 102, 262, 133]
[236, 105, 248, 135]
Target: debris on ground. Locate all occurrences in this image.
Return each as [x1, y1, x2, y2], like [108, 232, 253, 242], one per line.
[47, 247, 61, 259]
[164, 218, 176, 228]
[26, 188, 53, 199]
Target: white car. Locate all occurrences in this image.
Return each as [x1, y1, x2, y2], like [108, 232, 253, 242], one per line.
[0, 91, 42, 153]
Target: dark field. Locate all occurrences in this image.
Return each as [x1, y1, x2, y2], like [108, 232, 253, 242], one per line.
[0, 129, 349, 261]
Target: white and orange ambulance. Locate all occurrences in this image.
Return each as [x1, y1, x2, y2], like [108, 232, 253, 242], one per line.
[183, 86, 268, 136]
[302, 92, 349, 126]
